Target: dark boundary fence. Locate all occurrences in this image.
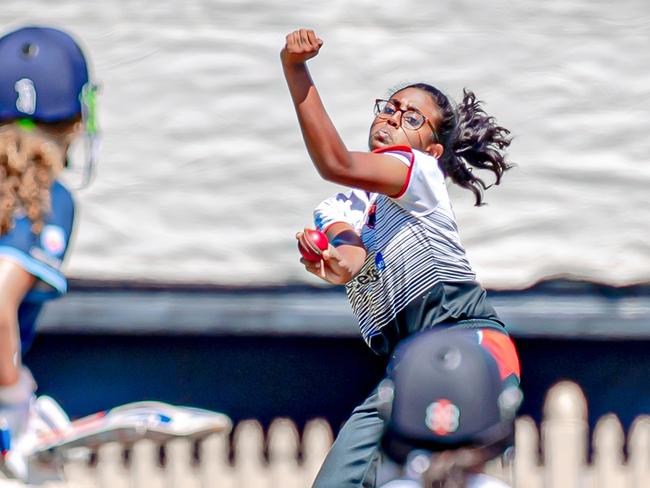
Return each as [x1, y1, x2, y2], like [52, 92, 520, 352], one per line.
[38, 278, 650, 339]
[25, 279, 650, 434]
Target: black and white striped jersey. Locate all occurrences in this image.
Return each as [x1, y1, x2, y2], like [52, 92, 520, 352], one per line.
[314, 146, 502, 355]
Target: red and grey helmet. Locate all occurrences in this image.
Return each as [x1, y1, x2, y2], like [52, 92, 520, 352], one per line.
[379, 328, 522, 464]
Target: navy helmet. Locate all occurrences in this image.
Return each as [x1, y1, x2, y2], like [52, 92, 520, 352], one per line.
[379, 328, 522, 464]
[0, 26, 99, 188]
[0, 26, 93, 122]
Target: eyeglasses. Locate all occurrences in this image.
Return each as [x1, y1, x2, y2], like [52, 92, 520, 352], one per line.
[373, 99, 439, 140]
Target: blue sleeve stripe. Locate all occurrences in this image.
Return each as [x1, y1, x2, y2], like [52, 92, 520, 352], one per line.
[0, 246, 67, 295]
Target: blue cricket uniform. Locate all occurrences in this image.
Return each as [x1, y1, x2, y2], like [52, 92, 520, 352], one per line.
[0, 181, 75, 353]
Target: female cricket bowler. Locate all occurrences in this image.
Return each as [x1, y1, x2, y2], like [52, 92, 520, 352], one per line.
[282, 28, 521, 487]
[0, 25, 98, 478]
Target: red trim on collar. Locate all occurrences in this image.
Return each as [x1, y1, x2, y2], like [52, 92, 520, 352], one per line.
[372, 145, 415, 198]
[371, 145, 414, 156]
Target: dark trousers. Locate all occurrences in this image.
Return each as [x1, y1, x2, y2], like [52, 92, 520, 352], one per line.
[312, 387, 384, 488]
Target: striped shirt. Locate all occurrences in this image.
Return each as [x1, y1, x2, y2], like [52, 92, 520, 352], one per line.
[314, 146, 501, 355]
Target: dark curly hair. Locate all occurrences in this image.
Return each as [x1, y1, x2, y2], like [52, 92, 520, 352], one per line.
[394, 83, 513, 206]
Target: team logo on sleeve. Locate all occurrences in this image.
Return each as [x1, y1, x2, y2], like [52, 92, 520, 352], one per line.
[41, 225, 66, 257]
[425, 399, 460, 435]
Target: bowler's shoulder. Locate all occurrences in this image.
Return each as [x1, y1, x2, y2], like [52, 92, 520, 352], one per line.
[411, 149, 445, 179]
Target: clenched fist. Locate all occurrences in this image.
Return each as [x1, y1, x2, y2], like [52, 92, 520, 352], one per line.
[281, 28, 323, 66]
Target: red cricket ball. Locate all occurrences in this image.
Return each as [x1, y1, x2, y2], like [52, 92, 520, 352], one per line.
[298, 229, 329, 262]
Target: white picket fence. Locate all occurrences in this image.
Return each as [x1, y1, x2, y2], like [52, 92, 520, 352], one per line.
[1, 381, 649, 488]
[510, 381, 650, 488]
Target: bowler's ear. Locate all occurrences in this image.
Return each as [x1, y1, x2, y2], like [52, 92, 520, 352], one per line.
[62, 120, 84, 145]
[426, 143, 444, 160]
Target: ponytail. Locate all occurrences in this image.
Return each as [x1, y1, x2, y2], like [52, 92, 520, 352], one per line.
[398, 84, 513, 206]
[0, 123, 65, 236]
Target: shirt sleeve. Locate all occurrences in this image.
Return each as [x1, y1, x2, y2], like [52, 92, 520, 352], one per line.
[0, 181, 75, 301]
[376, 146, 450, 217]
[313, 189, 372, 233]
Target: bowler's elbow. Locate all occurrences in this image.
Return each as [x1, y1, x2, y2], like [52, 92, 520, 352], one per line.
[314, 154, 355, 184]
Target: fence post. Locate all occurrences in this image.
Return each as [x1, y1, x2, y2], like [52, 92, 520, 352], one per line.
[199, 431, 235, 488]
[514, 416, 542, 488]
[592, 414, 625, 488]
[628, 415, 650, 488]
[232, 420, 269, 488]
[166, 438, 200, 488]
[131, 439, 164, 488]
[96, 442, 128, 488]
[62, 449, 96, 487]
[268, 418, 302, 488]
[302, 418, 333, 486]
[542, 381, 588, 488]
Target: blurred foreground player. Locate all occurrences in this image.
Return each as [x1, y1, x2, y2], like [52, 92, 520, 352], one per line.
[0, 25, 99, 479]
[378, 328, 522, 488]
